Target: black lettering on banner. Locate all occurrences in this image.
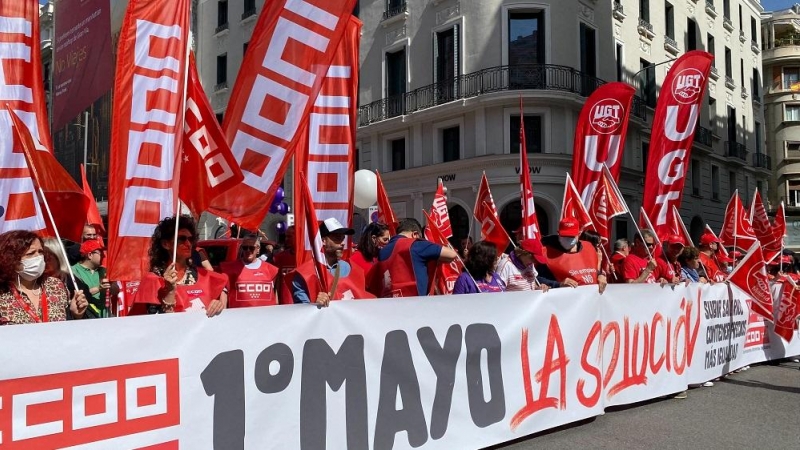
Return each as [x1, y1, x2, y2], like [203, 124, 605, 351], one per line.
[465, 324, 505, 428]
[254, 343, 294, 393]
[417, 325, 462, 440]
[301, 336, 369, 450]
[201, 350, 246, 450]
[374, 330, 428, 450]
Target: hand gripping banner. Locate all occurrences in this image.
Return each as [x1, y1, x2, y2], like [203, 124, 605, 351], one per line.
[107, 0, 190, 281]
[208, 1, 358, 230]
[642, 51, 713, 239]
[570, 82, 636, 205]
[0, 0, 54, 234]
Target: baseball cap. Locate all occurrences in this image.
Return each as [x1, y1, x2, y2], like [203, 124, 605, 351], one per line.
[664, 234, 686, 246]
[558, 217, 581, 238]
[699, 231, 720, 246]
[519, 238, 547, 265]
[80, 239, 105, 256]
[319, 218, 355, 237]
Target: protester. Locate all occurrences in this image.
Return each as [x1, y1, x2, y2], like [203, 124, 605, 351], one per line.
[292, 218, 373, 306]
[67, 223, 101, 265]
[623, 231, 660, 283]
[717, 253, 733, 275]
[274, 225, 296, 304]
[495, 239, 550, 292]
[0, 230, 88, 324]
[541, 217, 607, 292]
[658, 235, 685, 283]
[71, 239, 111, 318]
[42, 238, 72, 291]
[219, 234, 280, 307]
[697, 231, 726, 282]
[453, 241, 506, 294]
[522, 238, 561, 288]
[460, 236, 474, 259]
[131, 216, 227, 316]
[369, 218, 458, 298]
[350, 222, 391, 272]
[259, 240, 277, 264]
[610, 238, 630, 283]
[677, 246, 708, 283]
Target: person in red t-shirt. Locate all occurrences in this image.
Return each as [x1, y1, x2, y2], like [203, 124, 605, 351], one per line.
[697, 231, 726, 282]
[658, 235, 685, 283]
[623, 230, 659, 283]
[219, 234, 280, 308]
[609, 238, 630, 283]
[541, 218, 608, 293]
[350, 222, 390, 273]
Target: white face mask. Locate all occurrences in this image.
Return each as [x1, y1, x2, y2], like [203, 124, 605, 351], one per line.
[559, 237, 578, 249]
[18, 255, 45, 281]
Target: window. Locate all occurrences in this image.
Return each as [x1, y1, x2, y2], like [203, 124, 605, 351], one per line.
[751, 17, 758, 44]
[744, 176, 750, 203]
[217, 0, 228, 28]
[707, 34, 715, 66]
[738, 5, 742, 29]
[687, 18, 697, 50]
[641, 141, 649, 171]
[244, 0, 256, 15]
[665, 2, 674, 39]
[243, 41, 249, 57]
[616, 43, 624, 81]
[757, 180, 763, 195]
[723, 0, 730, 19]
[740, 59, 745, 88]
[354, 147, 360, 171]
[729, 171, 737, 198]
[510, 115, 542, 154]
[508, 11, 545, 88]
[579, 23, 597, 77]
[442, 127, 460, 162]
[711, 165, 720, 200]
[790, 180, 800, 207]
[755, 122, 762, 154]
[215, 113, 224, 125]
[386, 48, 406, 116]
[691, 160, 701, 196]
[639, 0, 650, 23]
[390, 138, 406, 171]
[435, 26, 459, 102]
[786, 105, 800, 121]
[640, 58, 656, 108]
[708, 96, 716, 129]
[724, 47, 732, 78]
[752, 68, 760, 98]
[783, 67, 800, 90]
[216, 53, 227, 86]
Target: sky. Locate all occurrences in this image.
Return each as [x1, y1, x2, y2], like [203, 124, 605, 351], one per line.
[761, 0, 799, 11]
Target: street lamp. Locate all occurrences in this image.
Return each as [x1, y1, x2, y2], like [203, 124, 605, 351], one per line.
[630, 57, 678, 105]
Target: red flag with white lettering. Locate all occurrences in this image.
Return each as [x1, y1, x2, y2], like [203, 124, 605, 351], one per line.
[8, 108, 89, 243]
[571, 82, 636, 205]
[670, 205, 694, 247]
[719, 190, 758, 251]
[478, 201, 511, 253]
[774, 281, 800, 342]
[208, 2, 358, 230]
[642, 51, 713, 238]
[429, 179, 453, 239]
[561, 174, 593, 230]
[107, 0, 190, 281]
[376, 170, 397, 234]
[749, 189, 781, 262]
[297, 172, 329, 293]
[0, 1, 54, 233]
[181, 53, 244, 216]
[727, 242, 773, 321]
[588, 164, 629, 240]
[473, 172, 498, 220]
[519, 99, 541, 240]
[80, 164, 105, 235]
[293, 18, 360, 264]
[424, 209, 464, 294]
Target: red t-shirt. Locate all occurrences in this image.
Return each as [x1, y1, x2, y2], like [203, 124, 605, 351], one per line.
[349, 250, 374, 273]
[623, 254, 657, 283]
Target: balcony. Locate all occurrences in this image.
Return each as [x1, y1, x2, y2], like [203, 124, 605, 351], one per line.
[751, 40, 760, 54]
[664, 36, 679, 54]
[705, 1, 717, 18]
[215, 22, 229, 34]
[358, 63, 648, 127]
[709, 66, 719, 80]
[638, 18, 655, 40]
[725, 141, 748, 163]
[725, 75, 735, 90]
[723, 17, 734, 32]
[613, 2, 625, 21]
[752, 153, 772, 170]
[695, 125, 713, 148]
[738, 30, 746, 43]
[241, 7, 256, 21]
[382, 1, 408, 22]
[741, 87, 748, 99]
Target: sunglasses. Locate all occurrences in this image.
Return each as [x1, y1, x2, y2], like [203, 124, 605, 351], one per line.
[241, 245, 259, 251]
[176, 235, 195, 243]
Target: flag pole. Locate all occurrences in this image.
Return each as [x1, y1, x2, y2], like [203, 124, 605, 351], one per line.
[732, 190, 738, 260]
[172, 16, 194, 268]
[35, 187, 79, 290]
[634, 207, 654, 260]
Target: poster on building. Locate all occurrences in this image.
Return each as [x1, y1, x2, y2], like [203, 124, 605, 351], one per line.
[52, 0, 113, 131]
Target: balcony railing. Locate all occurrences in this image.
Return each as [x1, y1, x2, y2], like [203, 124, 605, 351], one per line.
[242, 7, 256, 20]
[696, 126, 713, 147]
[705, 1, 717, 17]
[725, 141, 748, 162]
[215, 22, 229, 34]
[723, 17, 733, 31]
[664, 36, 679, 53]
[725, 75, 735, 89]
[752, 152, 772, 170]
[710, 66, 719, 80]
[358, 64, 648, 127]
[613, 1, 624, 16]
[382, 1, 407, 21]
[774, 37, 800, 47]
[638, 18, 655, 39]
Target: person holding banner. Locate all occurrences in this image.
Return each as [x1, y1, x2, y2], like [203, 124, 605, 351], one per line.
[219, 234, 280, 308]
[610, 239, 630, 283]
[541, 218, 608, 292]
[678, 247, 708, 283]
[0, 230, 89, 324]
[453, 241, 505, 294]
[623, 231, 661, 284]
[698, 231, 726, 282]
[350, 222, 391, 272]
[495, 239, 550, 292]
[657, 235, 685, 283]
[130, 216, 228, 316]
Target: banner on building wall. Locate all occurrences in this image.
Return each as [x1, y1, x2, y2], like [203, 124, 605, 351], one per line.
[52, 0, 114, 131]
[0, 284, 796, 449]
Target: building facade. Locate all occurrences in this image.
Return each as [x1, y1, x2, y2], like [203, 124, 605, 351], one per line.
[355, 0, 769, 244]
[762, 4, 800, 250]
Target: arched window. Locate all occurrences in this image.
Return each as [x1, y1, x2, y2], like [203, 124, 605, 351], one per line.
[499, 198, 550, 239]
[448, 204, 470, 239]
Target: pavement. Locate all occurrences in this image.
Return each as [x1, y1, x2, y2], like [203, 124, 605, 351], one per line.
[489, 361, 800, 450]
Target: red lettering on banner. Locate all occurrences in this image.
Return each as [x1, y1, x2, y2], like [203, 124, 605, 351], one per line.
[577, 321, 602, 408]
[649, 313, 666, 373]
[0, 360, 180, 449]
[607, 318, 649, 398]
[601, 321, 620, 388]
[510, 316, 569, 430]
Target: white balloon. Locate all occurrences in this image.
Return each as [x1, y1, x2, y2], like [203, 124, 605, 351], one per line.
[353, 169, 378, 208]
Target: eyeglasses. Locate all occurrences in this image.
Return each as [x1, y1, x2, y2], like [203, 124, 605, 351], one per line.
[241, 245, 258, 251]
[645, 242, 655, 248]
[176, 236, 195, 243]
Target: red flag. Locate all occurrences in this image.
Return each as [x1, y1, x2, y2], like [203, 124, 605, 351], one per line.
[80, 164, 105, 234]
[107, 0, 190, 281]
[519, 99, 541, 240]
[0, 1, 54, 233]
[297, 172, 329, 293]
[773, 201, 786, 251]
[719, 190, 758, 251]
[181, 53, 244, 216]
[293, 18, 360, 262]
[424, 210, 464, 294]
[704, 224, 730, 258]
[749, 189, 781, 262]
[207, 2, 358, 229]
[642, 51, 713, 237]
[429, 179, 453, 239]
[477, 201, 511, 253]
[774, 281, 800, 342]
[8, 108, 89, 243]
[670, 205, 694, 247]
[473, 172, 498, 219]
[561, 174, 593, 230]
[727, 242, 773, 321]
[588, 164, 629, 240]
[571, 82, 636, 204]
[376, 170, 397, 234]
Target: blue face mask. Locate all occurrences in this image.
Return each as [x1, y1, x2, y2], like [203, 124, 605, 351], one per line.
[559, 237, 577, 249]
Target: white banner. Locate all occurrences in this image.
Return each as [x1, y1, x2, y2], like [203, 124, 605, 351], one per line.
[0, 284, 798, 449]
